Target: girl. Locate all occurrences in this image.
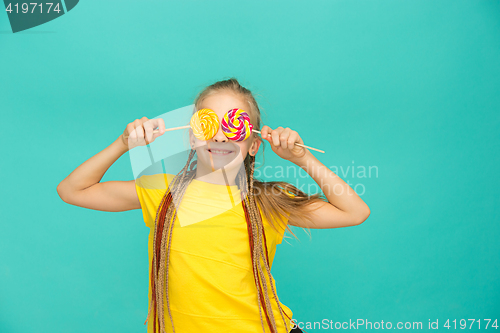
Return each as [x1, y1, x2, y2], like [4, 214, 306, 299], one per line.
[57, 78, 370, 333]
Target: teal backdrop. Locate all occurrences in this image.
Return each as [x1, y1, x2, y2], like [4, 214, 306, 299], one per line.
[1, 0, 499, 332]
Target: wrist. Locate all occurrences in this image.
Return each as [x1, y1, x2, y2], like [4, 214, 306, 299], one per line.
[291, 150, 314, 168]
[115, 135, 130, 154]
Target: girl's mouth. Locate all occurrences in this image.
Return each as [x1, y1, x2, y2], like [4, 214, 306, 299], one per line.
[206, 148, 234, 155]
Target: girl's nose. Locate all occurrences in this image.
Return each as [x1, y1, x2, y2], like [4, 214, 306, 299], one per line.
[212, 126, 228, 142]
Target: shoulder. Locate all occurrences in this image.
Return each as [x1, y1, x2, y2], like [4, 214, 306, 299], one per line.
[135, 173, 175, 190]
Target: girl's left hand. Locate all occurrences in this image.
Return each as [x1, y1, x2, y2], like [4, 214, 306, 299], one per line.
[260, 126, 308, 164]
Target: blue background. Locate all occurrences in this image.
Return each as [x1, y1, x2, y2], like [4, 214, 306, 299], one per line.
[1, 0, 499, 332]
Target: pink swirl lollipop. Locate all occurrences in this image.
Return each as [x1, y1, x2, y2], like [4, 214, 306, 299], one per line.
[221, 108, 254, 142]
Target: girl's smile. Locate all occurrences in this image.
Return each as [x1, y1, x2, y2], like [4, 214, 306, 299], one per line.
[206, 147, 234, 155]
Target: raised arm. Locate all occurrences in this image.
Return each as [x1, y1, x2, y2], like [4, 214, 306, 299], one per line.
[290, 150, 371, 228]
[260, 125, 371, 229]
[56, 117, 165, 212]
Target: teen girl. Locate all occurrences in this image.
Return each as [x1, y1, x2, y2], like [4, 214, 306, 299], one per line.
[57, 78, 370, 333]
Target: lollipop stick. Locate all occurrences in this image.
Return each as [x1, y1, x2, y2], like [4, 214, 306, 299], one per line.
[253, 129, 325, 153]
[124, 125, 190, 139]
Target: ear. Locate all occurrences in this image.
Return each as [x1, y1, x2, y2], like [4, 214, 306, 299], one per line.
[249, 137, 262, 156]
[189, 129, 195, 149]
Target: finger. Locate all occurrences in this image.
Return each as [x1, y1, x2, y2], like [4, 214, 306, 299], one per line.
[280, 127, 292, 150]
[125, 123, 135, 141]
[134, 119, 145, 144]
[261, 125, 272, 140]
[287, 130, 299, 150]
[128, 120, 139, 145]
[143, 119, 154, 143]
[156, 118, 166, 135]
[271, 127, 283, 147]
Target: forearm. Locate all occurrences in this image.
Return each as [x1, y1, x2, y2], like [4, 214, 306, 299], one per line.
[294, 151, 370, 217]
[57, 136, 129, 193]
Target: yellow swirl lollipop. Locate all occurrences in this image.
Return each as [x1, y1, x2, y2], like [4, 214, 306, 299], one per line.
[190, 108, 220, 141]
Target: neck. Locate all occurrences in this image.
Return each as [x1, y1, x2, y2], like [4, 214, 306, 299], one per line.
[195, 168, 236, 186]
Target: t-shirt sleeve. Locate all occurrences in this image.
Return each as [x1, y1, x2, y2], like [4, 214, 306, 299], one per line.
[135, 174, 172, 228]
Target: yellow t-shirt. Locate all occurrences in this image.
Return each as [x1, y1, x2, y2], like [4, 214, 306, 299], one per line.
[135, 173, 294, 333]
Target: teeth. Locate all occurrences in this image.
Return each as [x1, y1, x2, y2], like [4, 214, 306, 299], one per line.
[210, 149, 232, 154]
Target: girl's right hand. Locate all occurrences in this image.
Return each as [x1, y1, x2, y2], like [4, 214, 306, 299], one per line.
[121, 117, 166, 149]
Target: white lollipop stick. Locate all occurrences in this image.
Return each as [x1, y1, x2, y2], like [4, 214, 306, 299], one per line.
[125, 125, 325, 153]
[252, 129, 325, 153]
[124, 125, 190, 139]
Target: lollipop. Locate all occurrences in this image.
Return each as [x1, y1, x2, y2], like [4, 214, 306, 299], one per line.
[190, 108, 220, 141]
[124, 107, 325, 153]
[221, 108, 254, 142]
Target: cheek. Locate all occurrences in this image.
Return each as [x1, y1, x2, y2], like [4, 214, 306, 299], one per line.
[236, 142, 250, 154]
[192, 136, 207, 149]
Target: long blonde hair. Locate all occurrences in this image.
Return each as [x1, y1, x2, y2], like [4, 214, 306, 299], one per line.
[145, 77, 326, 333]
